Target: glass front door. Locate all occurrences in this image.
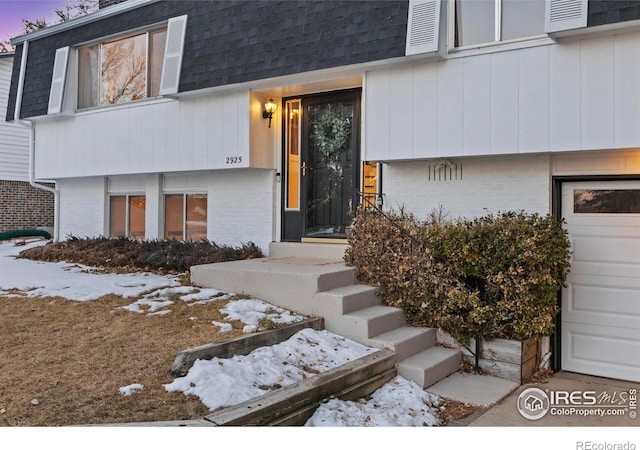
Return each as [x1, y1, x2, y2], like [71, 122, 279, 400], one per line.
[282, 90, 360, 241]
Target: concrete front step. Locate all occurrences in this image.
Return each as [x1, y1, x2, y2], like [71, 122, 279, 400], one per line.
[311, 284, 381, 317]
[190, 257, 356, 316]
[369, 326, 436, 362]
[268, 242, 347, 260]
[397, 346, 463, 388]
[190, 253, 462, 389]
[328, 305, 406, 342]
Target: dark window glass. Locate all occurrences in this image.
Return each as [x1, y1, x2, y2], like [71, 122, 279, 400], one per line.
[574, 190, 640, 213]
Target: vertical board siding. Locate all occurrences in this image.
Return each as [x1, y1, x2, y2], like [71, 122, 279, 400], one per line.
[389, 65, 414, 159]
[490, 51, 519, 154]
[0, 58, 29, 181]
[412, 63, 438, 158]
[614, 35, 640, 148]
[518, 47, 549, 153]
[549, 42, 581, 151]
[437, 59, 464, 156]
[363, 68, 391, 161]
[34, 91, 254, 179]
[463, 56, 491, 156]
[580, 37, 615, 150]
[365, 31, 640, 160]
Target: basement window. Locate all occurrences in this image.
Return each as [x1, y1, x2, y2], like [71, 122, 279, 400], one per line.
[164, 194, 207, 241]
[110, 195, 146, 239]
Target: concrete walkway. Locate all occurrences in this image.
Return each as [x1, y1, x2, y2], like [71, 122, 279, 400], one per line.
[469, 371, 639, 426]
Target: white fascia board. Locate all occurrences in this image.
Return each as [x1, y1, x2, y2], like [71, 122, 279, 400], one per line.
[549, 18, 640, 41]
[10, 0, 161, 45]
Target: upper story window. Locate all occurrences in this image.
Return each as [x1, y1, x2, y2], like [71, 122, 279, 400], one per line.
[47, 15, 187, 115]
[78, 28, 167, 109]
[454, 0, 546, 48]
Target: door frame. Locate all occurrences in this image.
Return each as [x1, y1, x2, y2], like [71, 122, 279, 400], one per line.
[281, 88, 362, 242]
[551, 174, 640, 373]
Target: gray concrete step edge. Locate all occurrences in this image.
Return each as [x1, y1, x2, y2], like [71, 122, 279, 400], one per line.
[397, 346, 463, 388]
[329, 306, 406, 341]
[268, 242, 347, 260]
[190, 260, 357, 316]
[312, 284, 381, 316]
[368, 326, 437, 362]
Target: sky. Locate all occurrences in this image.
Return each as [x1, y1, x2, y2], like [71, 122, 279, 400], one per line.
[0, 0, 69, 48]
[0, 239, 633, 447]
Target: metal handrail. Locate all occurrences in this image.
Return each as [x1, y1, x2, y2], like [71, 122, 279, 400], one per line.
[354, 190, 423, 248]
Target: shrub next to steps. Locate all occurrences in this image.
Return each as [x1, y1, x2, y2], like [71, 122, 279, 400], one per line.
[344, 206, 572, 345]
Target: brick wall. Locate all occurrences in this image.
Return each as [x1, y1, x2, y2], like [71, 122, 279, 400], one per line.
[58, 177, 107, 239]
[0, 180, 54, 232]
[209, 169, 274, 254]
[382, 154, 552, 221]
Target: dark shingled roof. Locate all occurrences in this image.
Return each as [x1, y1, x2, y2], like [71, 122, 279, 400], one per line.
[7, 0, 409, 120]
[588, 0, 640, 27]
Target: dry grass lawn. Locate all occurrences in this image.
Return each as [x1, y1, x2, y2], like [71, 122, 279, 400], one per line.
[0, 239, 485, 427]
[0, 289, 249, 426]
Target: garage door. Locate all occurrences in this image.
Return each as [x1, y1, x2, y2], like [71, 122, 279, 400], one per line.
[561, 181, 640, 382]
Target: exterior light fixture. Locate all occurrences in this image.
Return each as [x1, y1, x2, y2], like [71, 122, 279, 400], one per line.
[263, 98, 277, 128]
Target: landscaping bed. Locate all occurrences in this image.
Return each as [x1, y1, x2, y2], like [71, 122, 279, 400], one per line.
[17, 236, 263, 273]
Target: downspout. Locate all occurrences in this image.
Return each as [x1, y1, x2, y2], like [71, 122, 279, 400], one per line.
[14, 39, 60, 242]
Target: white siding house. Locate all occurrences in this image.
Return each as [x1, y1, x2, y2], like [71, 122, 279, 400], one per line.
[0, 54, 29, 182]
[6, 0, 640, 382]
[0, 53, 54, 233]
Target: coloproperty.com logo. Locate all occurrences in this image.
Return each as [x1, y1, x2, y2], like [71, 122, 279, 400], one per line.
[517, 387, 637, 421]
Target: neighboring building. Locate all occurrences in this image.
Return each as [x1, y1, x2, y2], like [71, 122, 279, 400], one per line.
[5, 0, 639, 383]
[0, 53, 54, 233]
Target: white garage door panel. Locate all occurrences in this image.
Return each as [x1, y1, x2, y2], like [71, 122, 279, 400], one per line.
[563, 279, 640, 329]
[562, 322, 640, 382]
[572, 235, 640, 264]
[569, 261, 640, 278]
[561, 181, 640, 382]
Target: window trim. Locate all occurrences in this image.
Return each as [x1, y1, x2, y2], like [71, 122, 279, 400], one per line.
[163, 192, 208, 241]
[108, 193, 146, 239]
[77, 28, 164, 110]
[46, 15, 187, 115]
[448, 0, 548, 52]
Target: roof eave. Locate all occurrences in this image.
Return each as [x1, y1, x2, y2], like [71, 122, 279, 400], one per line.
[10, 0, 161, 45]
[549, 18, 640, 41]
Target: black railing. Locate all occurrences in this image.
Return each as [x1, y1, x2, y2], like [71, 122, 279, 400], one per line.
[354, 190, 424, 249]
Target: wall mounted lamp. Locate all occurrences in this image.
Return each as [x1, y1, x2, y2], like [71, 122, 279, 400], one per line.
[263, 98, 277, 128]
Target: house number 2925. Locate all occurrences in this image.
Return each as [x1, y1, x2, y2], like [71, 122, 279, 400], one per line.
[225, 156, 243, 164]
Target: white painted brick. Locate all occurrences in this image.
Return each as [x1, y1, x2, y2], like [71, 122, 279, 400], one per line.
[208, 169, 275, 254]
[383, 155, 551, 220]
[58, 177, 107, 238]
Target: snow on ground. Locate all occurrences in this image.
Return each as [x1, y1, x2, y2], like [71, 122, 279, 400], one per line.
[307, 375, 441, 427]
[220, 298, 305, 325]
[0, 240, 181, 300]
[0, 239, 441, 427]
[163, 327, 441, 426]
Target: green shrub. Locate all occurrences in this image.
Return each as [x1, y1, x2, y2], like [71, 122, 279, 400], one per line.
[345, 207, 571, 344]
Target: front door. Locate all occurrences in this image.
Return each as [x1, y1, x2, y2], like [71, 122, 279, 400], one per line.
[282, 90, 361, 241]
